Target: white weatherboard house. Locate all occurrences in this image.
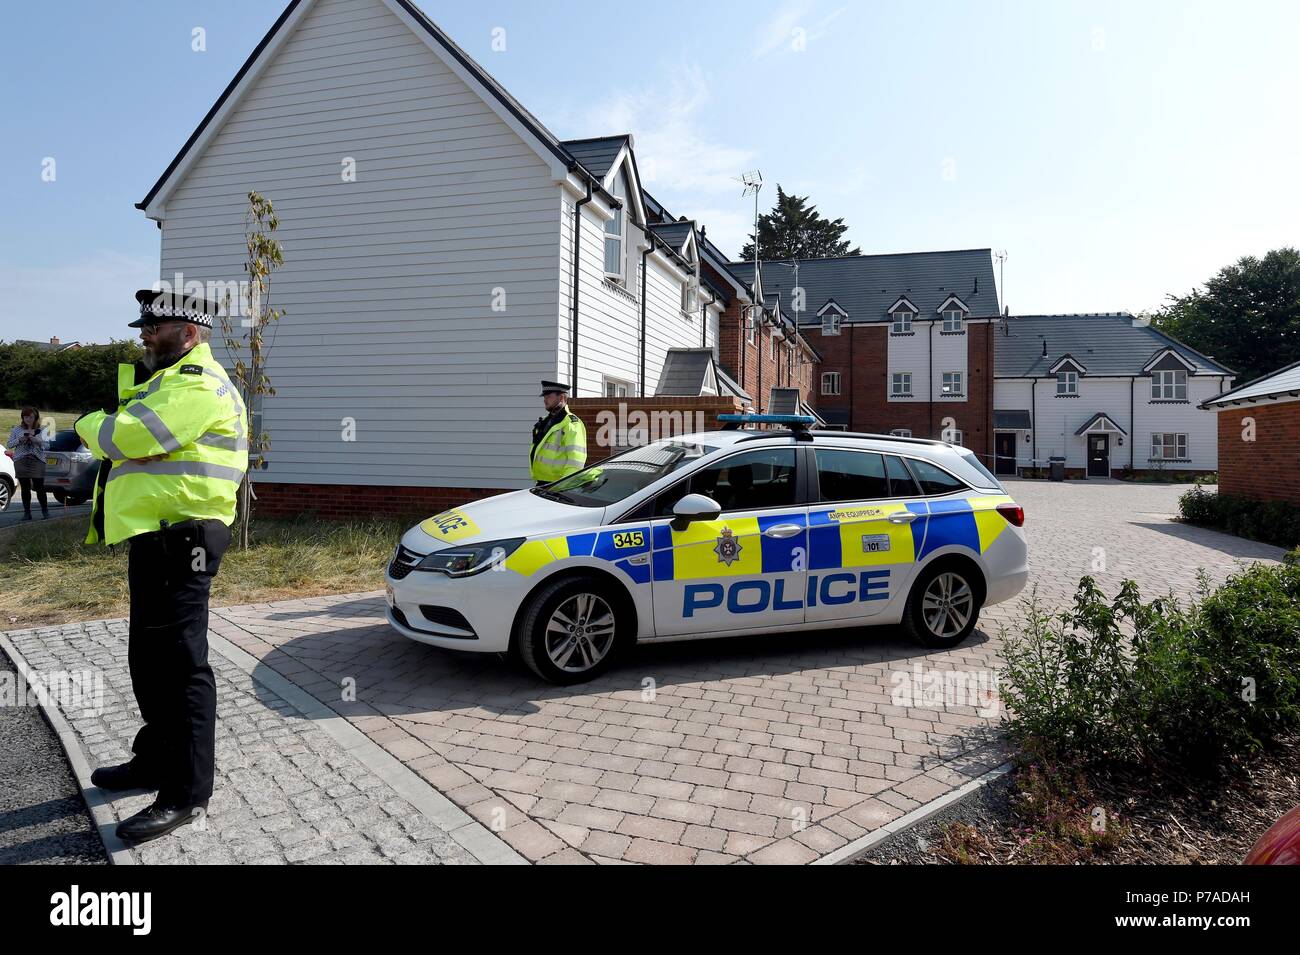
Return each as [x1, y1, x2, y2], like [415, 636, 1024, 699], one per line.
[993, 314, 1234, 476]
[135, 0, 733, 507]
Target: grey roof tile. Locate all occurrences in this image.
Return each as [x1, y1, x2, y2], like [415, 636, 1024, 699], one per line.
[995, 314, 1234, 377]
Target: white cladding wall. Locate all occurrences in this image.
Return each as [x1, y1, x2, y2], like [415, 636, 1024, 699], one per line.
[558, 197, 716, 398]
[886, 321, 971, 404]
[994, 375, 1229, 470]
[159, 0, 563, 490]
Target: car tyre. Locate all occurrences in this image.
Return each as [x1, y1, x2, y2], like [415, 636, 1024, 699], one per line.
[516, 575, 628, 685]
[0, 477, 11, 512]
[902, 560, 983, 649]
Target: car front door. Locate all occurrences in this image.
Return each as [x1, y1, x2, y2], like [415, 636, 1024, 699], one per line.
[805, 449, 926, 623]
[649, 447, 807, 637]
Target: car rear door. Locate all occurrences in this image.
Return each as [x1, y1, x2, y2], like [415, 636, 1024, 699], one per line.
[805, 448, 927, 623]
[649, 446, 807, 636]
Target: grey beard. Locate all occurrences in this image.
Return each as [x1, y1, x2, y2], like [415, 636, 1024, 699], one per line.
[143, 344, 187, 372]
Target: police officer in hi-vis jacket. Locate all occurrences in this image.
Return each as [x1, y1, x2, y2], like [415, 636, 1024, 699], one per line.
[530, 380, 587, 483]
[75, 289, 249, 843]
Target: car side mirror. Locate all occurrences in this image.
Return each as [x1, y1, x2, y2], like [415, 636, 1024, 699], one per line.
[671, 493, 721, 529]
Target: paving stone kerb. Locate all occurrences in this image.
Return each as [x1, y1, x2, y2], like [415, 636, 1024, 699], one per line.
[5, 481, 1284, 864]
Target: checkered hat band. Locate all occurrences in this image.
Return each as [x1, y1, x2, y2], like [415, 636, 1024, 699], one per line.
[140, 302, 215, 327]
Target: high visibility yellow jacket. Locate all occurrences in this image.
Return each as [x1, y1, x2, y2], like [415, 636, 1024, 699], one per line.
[530, 409, 587, 482]
[75, 343, 249, 545]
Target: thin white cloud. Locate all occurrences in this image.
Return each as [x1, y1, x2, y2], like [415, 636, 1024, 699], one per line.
[0, 251, 156, 345]
[752, 1, 849, 59]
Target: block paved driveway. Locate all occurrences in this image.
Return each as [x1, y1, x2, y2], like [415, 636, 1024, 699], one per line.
[203, 479, 1284, 864]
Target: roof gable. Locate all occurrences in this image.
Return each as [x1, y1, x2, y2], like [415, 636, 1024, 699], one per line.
[1049, 354, 1087, 375]
[137, 0, 597, 217]
[995, 314, 1235, 378]
[1143, 348, 1197, 374]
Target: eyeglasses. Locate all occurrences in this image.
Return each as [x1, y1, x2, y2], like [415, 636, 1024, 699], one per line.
[138, 320, 181, 336]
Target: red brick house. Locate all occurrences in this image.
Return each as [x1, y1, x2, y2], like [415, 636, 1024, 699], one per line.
[1201, 360, 1300, 504]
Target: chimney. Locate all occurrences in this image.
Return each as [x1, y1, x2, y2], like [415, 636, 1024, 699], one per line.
[50, 336, 60, 346]
[1041, 339, 1048, 358]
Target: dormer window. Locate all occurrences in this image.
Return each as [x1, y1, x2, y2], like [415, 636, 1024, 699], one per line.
[942, 310, 964, 333]
[822, 313, 841, 335]
[1151, 369, 1188, 400]
[891, 311, 912, 334]
[603, 171, 628, 282]
[1057, 371, 1078, 395]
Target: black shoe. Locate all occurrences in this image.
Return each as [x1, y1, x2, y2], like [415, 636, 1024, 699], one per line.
[116, 800, 209, 844]
[90, 762, 158, 792]
[22, 511, 32, 521]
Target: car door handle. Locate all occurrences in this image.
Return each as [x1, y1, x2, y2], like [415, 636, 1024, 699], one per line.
[887, 512, 919, 524]
[764, 523, 803, 539]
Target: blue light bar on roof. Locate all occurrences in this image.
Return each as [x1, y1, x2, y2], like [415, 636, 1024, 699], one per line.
[718, 414, 816, 425]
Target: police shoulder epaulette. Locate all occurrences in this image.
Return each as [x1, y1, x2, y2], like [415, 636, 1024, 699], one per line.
[179, 364, 203, 375]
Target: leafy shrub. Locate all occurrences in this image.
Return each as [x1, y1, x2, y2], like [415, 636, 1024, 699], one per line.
[1178, 486, 1300, 550]
[1002, 563, 1300, 771]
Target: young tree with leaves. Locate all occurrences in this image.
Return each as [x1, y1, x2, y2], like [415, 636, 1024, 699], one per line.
[738, 185, 861, 261]
[219, 191, 285, 550]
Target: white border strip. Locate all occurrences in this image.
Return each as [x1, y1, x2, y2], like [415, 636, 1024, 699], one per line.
[0, 632, 136, 865]
[815, 760, 1014, 865]
[207, 630, 527, 865]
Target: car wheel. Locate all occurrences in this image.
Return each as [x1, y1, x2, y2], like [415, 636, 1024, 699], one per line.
[66, 495, 86, 506]
[52, 490, 66, 504]
[902, 561, 983, 649]
[516, 575, 627, 685]
[0, 478, 11, 511]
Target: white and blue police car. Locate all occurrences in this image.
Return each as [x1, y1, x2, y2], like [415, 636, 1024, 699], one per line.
[385, 415, 1028, 684]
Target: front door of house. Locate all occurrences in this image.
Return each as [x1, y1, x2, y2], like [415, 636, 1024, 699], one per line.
[1087, 434, 1110, 477]
[994, 433, 1017, 475]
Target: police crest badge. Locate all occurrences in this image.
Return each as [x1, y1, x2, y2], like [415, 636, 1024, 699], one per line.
[713, 527, 743, 566]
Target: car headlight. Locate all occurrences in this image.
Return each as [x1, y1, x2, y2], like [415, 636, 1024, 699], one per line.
[416, 538, 525, 577]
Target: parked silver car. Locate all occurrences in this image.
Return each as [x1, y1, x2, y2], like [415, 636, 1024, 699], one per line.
[43, 429, 101, 506]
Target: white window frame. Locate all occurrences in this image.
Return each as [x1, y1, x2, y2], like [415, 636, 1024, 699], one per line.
[891, 311, 913, 334]
[1151, 369, 1188, 400]
[889, 428, 912, 438]
[891, 372, 912, 396]
[603, 175, 628, 284]
[943, 429, 964, 446]
[680, 279, 699, 319]
[1151, 432, 1188, 460]
[1056, 370, 1078, 395]
[603, 377, 631, 399]
[745, 311, 756, 345]
[942, 371, 964, 396]
[942, 309, 965, 333]
[821, 313, 842, 336]
[821, 372, 841, 396]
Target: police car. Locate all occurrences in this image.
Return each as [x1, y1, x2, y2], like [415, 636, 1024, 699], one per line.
[385, 415, 1028, 684]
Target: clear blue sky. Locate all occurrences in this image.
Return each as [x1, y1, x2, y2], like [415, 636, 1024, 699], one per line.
[2, 0, 1296, 344]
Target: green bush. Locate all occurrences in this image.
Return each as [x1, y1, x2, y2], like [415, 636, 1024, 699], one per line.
[1178, 486, 1300, 550]
[1002, 563, 1300, 771]
[0, 340, 143, 413]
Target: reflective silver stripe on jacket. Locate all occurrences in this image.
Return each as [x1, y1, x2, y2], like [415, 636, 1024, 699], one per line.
[195, 431, 248, 452]
[129, 403, 182, 453]
[98, 416, 125, 460]
[107, 460, 246, 484]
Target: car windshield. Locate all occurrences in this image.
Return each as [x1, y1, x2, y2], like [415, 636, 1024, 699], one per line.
[537, 441, 718, 508]
[49, 430, 85, 452]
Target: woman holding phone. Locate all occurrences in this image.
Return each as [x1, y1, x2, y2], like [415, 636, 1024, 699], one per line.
[7, 405, 51, 520]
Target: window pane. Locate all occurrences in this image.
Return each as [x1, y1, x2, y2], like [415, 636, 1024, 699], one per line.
[885, 454, 920, 497]
[655, 448, 797, 515]
[604, 237, 622, 274]
[909, 459, 965, 495]
[815, 449, 889, 503]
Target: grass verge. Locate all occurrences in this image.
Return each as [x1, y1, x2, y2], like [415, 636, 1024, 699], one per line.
[0, 515, 416, 628]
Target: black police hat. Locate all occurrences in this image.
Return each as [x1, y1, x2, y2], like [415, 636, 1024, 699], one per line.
[539, 380, 571, 396]
[130, 289, 221, 329]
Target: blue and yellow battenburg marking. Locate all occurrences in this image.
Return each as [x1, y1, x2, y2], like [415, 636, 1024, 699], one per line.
[501, 494, 1016, 581]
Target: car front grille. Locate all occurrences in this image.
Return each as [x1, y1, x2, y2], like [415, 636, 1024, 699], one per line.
[419, 606, 476, 637]
[388, 544, 422, 580]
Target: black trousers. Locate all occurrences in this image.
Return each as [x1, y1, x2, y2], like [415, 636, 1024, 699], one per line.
[126, 519, 230, 806]
[18, 476, 47, 512]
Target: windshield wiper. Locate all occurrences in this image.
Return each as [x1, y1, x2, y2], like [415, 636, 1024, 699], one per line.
[531, 487, 576, 504]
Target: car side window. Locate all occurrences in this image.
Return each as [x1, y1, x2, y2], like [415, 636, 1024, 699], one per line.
[908, 458, 967, 496]
[654, 448, 797, 517]
[814, 449, 888, 503]
[884, 454, 920, 498]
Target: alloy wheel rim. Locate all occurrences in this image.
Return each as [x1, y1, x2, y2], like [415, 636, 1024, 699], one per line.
[921, 572, 973, 638]
[544, 593, 616, 672]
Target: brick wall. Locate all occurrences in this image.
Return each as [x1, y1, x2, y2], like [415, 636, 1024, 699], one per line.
[251, 480, 506, 520]
[1215, 401, 1300, 504]
[568, 395, 745, 463]
[802, 321, 995, 461]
